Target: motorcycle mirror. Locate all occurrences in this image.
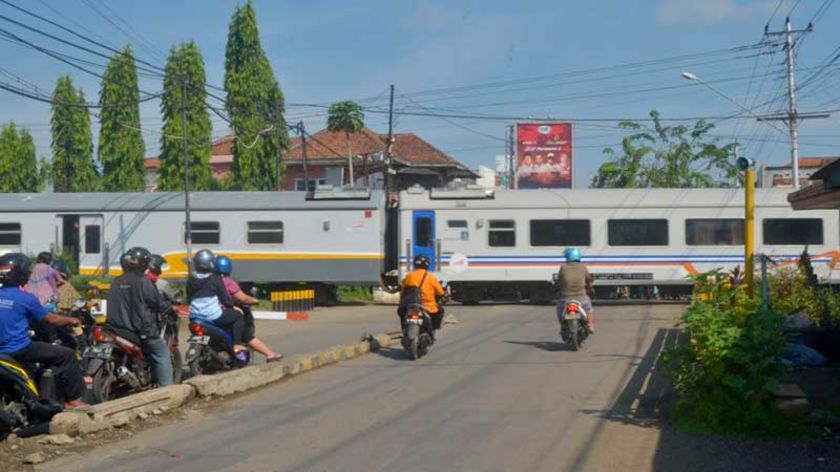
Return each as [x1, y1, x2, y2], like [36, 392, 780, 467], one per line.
[172, 292, 186, 304]
[248, 286, 263, 298]
[74, 299, 86, 309]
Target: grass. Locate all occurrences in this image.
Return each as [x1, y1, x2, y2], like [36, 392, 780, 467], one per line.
[338, 286, 373, 303]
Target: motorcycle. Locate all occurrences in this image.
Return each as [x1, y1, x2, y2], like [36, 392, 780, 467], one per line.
[185, 306, 253, 376]
[30, 299, 98, 357]
[559, 300, 590, 351]
[83, 303, 183, 403]
[400, 303, 434, 360]
[0, 355, 63, 440]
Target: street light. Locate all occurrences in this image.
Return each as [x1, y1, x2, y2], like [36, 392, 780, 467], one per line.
[683, 72, 759, 296]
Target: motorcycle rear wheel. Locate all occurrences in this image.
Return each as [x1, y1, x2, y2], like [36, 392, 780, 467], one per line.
[568, 319, 580, 351]
[171, 349, 184, 384]
[92, 366, 116, 403]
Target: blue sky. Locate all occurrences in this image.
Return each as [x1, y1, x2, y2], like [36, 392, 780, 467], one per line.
[0, 0, 838, 187]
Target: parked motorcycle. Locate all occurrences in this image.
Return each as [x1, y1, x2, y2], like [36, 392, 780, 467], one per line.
[559, 300, 590, 351]
[185, 306, 253, 376]
[83, 304, 183, 403]
[0, 355, 63, 440]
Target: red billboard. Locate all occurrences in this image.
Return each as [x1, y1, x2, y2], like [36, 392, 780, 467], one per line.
[515, 123, 572, 189]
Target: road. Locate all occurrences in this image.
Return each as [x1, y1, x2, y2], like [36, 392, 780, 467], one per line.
[41, 304, 836, 472]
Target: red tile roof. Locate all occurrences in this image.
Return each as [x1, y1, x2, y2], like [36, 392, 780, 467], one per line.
[765, 157, 839, 169]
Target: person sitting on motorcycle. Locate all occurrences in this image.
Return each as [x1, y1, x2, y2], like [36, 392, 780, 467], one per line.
[26, 252, 66, 306]
[0, 252, 86, 409]
[146, 255, 180, 303]
[106, 247, 174, 387]
[52, 259, 81, 312]
[399, 255, 445, 336]
[214, 255, 282, 362]
[556, 247, 595, 334]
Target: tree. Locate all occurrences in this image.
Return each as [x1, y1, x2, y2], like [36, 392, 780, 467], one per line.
[98, 45, 145, 192]
[51, 75, 98, 192]
[327, 101, 365, 186]
[0, 122, 41, 192]
[159, 42, 213, 191]
[591, 110, 739, 188]
[224, 0, 288, 190]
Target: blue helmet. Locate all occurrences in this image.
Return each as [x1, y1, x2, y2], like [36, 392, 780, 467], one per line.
[564, 247, 582, 263]
[215, 255, 233, 276]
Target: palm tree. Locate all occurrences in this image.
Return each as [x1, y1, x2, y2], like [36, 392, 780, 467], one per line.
[327, 101, 365, 186]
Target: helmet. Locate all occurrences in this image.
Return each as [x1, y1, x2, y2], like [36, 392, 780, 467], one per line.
[214, 255, 232, 276]
[193, 249, 215, 273]
[147, 254, 166, 276]
[0, 252, 33, 287]
[413, 254, 430, 270]
[52, 259, 70, 279]
[564, 247, 582, 263]
[120, 247, 151, 273]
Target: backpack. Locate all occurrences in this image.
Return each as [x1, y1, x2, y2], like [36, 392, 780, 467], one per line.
[399, 271, 428, 311]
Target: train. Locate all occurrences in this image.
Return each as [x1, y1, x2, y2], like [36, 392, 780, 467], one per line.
[0, 186, 835, 303]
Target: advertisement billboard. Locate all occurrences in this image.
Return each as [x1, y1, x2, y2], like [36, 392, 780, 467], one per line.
[515, 123, 572, 189]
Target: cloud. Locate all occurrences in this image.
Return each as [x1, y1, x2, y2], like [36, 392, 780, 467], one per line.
[656, 0, 780, 24]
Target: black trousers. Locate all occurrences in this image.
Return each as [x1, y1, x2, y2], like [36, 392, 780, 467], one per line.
[12, 341, 85, 402]
[213, 309, 255, 345]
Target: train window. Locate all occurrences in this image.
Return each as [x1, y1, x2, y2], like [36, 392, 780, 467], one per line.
[608, 219, 668, 246]
[415, 217, 433, 248]
[0, 223, 21, 245]
[186, 221, 220, 245]
[446, 220, 469, 241]
[763, 218, 823, 245]
[247, 221, 284, 244]
[84, 225, 101, 254]
[488, 220, 516, 247]
[686, 219, 744, 246]
[530, 220, 590, 246]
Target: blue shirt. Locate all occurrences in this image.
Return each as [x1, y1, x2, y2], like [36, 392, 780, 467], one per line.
[0, 286, 48, 354]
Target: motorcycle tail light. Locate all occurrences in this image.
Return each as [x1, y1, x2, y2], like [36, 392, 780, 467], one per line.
[410, 311, 420, 320]
[92, 326, 107, 343]
[190, 322, 205, 336]
[567, 304, 578, 314]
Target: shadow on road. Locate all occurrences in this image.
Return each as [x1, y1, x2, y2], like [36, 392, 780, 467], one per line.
[503, 340, 576, 352]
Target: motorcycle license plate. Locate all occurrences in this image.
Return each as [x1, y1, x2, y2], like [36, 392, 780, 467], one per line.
[406, 318, 423, 325]
[188, 336, 210, 345]
[83, 345, 113, 359]
[564, 312, 581, 320]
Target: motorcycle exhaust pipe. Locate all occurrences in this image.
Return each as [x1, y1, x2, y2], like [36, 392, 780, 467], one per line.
[115, 366, 142, 390]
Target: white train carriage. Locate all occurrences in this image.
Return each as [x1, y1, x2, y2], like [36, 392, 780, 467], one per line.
[0, 190, 385, 293]
[398, 187, 840, 303]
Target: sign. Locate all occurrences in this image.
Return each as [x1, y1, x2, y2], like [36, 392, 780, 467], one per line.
[515, 123, 572, 189]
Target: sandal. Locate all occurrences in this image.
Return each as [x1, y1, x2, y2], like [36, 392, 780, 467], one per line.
[266, 354, 284, 363]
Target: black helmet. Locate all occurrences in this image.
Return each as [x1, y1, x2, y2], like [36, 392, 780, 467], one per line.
[193, 249, 215, 273]
[52, 259, 70, 279]
[120, 247, 151, 273]
[148, 254, 166, 276]
[36, 251, 53, 264]
[413, 254, 431, 270]
[0, 252, 33, 287]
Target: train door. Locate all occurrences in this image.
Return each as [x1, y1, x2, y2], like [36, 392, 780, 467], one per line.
[54, 215, 79, 270]
[78, 215, 105, 275]
[412, 210, 437, 271]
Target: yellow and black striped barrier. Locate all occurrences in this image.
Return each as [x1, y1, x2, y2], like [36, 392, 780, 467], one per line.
[271, 289, 315, 313]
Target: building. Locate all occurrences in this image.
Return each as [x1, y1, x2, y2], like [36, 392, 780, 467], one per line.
[475, 165, 497, 189]
[283, 126, 477, 191]
[788, 158, 840, 210]
[144, 127, 476, 192]
[760, 157, 838, 188]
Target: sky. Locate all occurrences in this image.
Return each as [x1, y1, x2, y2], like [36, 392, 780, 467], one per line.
[0, 0, 838, 188]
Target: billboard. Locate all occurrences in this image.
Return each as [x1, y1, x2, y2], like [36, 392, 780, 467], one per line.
[515, 123, 572, 189]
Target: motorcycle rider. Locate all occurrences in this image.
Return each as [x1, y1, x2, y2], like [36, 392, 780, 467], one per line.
[399, 254, 445, 336]
[0, 253, 86, 408]
[214, 255, 282, 362]
[146, 255, 179, 302]
[26, 252, 65, 305]
[53, 259, 81, 312]
[105, 247, 173, 387]
[556, 247, 595, 334]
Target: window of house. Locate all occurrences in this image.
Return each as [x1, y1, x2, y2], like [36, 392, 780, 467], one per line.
[0, 223, 21, 245]
[186, 221, 220, 245]
[488, 220, 516, 247]
[530, 220, 591, 246]
[84, 225, 101, 254]
[295, 178, 328, 191]
[686, 219, 744, 246]
[763, 218, 823, 245]
[608, 219, 668, 246]
[247, 221, 284, 244]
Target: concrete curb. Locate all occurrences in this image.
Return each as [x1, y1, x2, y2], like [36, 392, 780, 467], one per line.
[50, 333, 396, 437]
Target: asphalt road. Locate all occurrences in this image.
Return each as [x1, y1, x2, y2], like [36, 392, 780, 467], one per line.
[40, 304, 837, 472]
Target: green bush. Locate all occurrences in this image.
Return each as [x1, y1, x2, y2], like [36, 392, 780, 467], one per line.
[663, 271, 798, 436]
[766, 254, 840, 328]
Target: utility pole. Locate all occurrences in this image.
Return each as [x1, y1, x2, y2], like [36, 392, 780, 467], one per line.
[508, 124, 515, 189]
[299, 121, 309, 191]
[275, 99, 282, 190]
[762, 17, 827, 189]
[385, 84, 395, 196]
[180, 72, 193, 276]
